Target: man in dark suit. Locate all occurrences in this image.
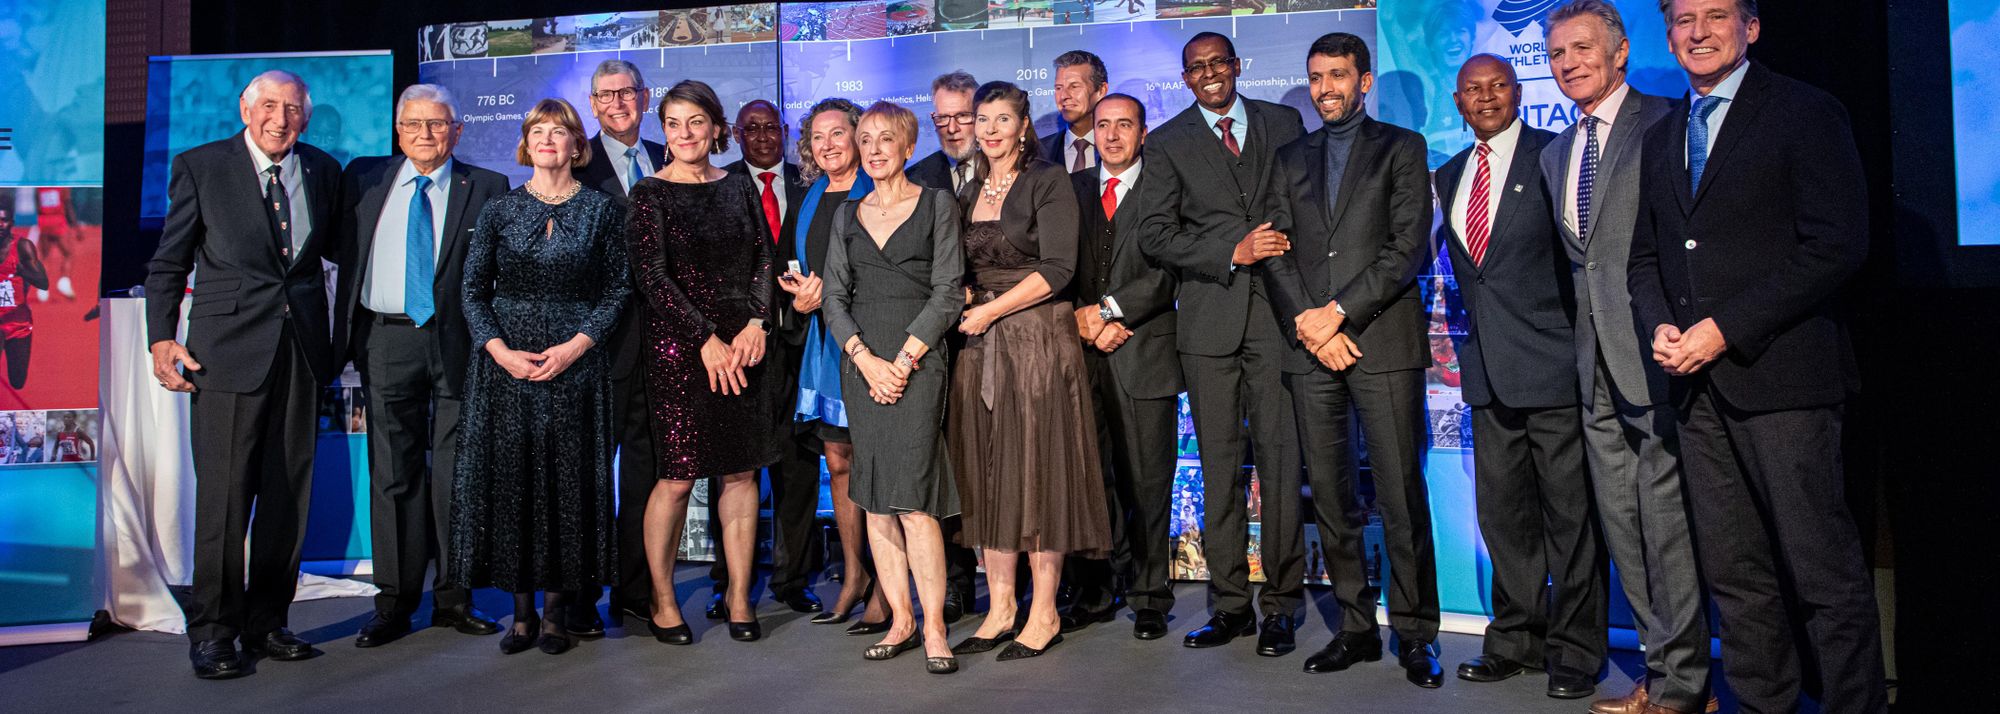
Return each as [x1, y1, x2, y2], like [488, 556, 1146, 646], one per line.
[701, 99, 823, 619]
[1135, 31, 1306, 655]
[337, 84, 508, 648]
[1061, 94, 1182, 641]
[1629, 2, 1883, 711]
[146, 70, 341, 679]
[574, 59, 668, 635]
[905, 69, 983, 618]
[1433, 54, 1604, 700]
[1041, 50, 1106, 173]
[1259, 33, 1440, 687]
[1541, 3, 1712, 712]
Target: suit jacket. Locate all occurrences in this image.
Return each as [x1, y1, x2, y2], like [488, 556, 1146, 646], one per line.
[1542, 89, 1674, 408]
[334, 155, 509, 392]
[723, 159, 809, 345]
[577, 132, 666, 379]
[1071, 164, 1183, 399]
[1262, 117, 1432, 375]
[1434, 124, 1578, 409]
[145, 135, 341, 392]
[908, 149, 962, 196]
[1041, 129, 1094, 172]
[1134, 98, 1305, 357]
[1628, 62, 1867, 412]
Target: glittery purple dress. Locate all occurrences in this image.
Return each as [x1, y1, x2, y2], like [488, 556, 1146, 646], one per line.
[626, 174, 781, 480]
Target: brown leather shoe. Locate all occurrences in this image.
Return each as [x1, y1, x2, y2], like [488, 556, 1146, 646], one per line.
[1593, 680, 1720, 714]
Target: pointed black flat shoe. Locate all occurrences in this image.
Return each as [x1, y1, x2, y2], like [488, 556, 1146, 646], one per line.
[862, 631, 923, 661]
[950, 629, 1017, 655]
[846, 619, 890, 636]
[499, 615, 541, 655]
[810, 609, 853, 625]
[996, 634, 1063, 661]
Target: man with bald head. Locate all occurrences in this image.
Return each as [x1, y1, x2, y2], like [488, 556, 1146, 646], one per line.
[146, 69, 342, 679]
[1432, 53, 1604, 700]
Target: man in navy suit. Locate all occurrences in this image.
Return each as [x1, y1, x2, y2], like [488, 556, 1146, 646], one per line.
[1433, 54, 1604, 701]
[1628, 2, 1884, 711]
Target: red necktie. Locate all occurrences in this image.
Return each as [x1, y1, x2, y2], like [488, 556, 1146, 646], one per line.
[1101, 177, 1120, 220]
[1216, 117, 1240, 156]
[1465, 142, 1493, 265]
[758, 172, 781, 244]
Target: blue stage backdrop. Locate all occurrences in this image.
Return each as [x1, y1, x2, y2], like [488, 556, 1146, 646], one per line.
[1952, 0, 2000, 245]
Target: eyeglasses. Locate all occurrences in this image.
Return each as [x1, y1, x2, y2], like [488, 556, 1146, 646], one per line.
[1182, 56, 1238, 77]
[396, 119, 457, 134]
[930, 112, 974, 126]
[591, 87, 641, 104]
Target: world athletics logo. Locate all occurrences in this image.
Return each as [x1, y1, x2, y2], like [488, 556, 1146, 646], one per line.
[1493, 0, 1563, 35]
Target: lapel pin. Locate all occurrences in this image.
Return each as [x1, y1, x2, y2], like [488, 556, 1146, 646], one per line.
[1512, 184, 1523, 193]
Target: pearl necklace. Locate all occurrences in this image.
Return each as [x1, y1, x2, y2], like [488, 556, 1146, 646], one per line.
[980, 170, 1018, 207]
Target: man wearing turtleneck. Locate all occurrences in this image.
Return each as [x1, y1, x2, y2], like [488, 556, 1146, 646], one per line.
[1261, 32, 1443, 688]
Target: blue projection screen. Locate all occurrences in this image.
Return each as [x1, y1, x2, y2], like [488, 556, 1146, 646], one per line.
[1953, 0, 1999, 245]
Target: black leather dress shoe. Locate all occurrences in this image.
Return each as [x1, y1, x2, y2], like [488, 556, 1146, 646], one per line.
[777, 589, 823, 613]
[704, 592, 727, 620]
[1132, 609, 1168, 640]
[355, 612, 412, 648]
[567, 606, 605, 638]
[1303, 631, 1383, 673]
[189, 639, 247, 680]
[1256, 614, 1297, 656]
[1058, 607, 1118, 634]
[728, 618, 762, 642]
[1399, 640, 1445, 688]
[942, 587, 968, 623]
[247, 629, 314, 661]
[950, 629, 1017, 654]
[1457, 654, 1527, 682]
[431, 606, 501, 636]
[1547, 667, 1598, 699]
[1182, 612, 1256, 648]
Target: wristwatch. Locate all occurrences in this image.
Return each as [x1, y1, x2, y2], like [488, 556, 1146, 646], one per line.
[1098, 297, 1117, 323]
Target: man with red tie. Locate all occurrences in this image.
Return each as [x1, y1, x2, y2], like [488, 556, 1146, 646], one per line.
[712, 99, 822, 618]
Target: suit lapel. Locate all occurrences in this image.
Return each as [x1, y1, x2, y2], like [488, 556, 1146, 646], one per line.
[436, 161, 476, 289]
[1326, 120, 1381, 236]
[1580, 95, 1641, 246]
[1436, 151, 1477, 275]
[222, 138, 287, 271]
[1299, 130, 1331, 233]
[1666, 100, 1695, 217]
[1484, 133, 1540, 259]
[1546, 127, 1582, 246]
[1692, 65, 1766, 208]
[352, 157, 399, 283]
[1182, 106, 1243, 198]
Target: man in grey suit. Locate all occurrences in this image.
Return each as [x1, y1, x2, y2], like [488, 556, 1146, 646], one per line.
[1540, 3, 1711, 712]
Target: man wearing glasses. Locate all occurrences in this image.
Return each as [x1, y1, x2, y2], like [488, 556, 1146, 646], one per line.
[336, 83, 510, 648]
[1135, 31, 1307, 657]
[908, 70, 981, 196]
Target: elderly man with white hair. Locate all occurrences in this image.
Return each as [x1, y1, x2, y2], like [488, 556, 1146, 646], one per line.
[144, 69, 343, 680]
[335, 83, 510, 649]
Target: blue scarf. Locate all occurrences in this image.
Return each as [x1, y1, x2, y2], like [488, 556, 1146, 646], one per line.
[793, 171, 874, 427]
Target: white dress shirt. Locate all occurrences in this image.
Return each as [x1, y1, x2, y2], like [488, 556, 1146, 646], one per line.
[244, 129, 311, 258]
[1563, 82, 1630, 236]
[601, 132, 656, 190]
[362, 157, 453, 314]
[1097, 157, 1140, 318]
[745, 161, 790, 224]
[1450, 118, 1523, 250]
[1686, 60, 1751, 168]
[1063, 127, 1098, 171]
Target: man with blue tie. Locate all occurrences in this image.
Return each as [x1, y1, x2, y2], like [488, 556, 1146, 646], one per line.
[1628, 2, 1885, 711]
[336, 84, 509, 648]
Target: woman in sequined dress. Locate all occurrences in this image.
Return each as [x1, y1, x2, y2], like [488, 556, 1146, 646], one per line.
[626, 80, 780, 644]
[450, 98, 630, 656]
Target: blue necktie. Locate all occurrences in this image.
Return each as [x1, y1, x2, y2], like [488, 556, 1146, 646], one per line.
[406, 175, 436, 326]
[625, 147, 642, 191]
[1577, 116, 1600, 240]
[1687, 95, 1723, 194]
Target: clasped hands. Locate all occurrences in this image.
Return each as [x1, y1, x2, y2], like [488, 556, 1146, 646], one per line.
[1074, 305, 1134, 353]
[486, 333, 601, 383]
[854, 347, 917, 405]
[1652, 318, 1726, 376]
[696, 324, 767, 395]
[1295, 305, 1363, 371]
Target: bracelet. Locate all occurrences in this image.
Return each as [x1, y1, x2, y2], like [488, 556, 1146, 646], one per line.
[845, 341, 868, 357]
[894, 350, 917, 370]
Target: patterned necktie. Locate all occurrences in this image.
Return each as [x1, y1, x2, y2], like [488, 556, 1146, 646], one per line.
[952, 161, 969, 192]
[1577, 116, 1601, 241]
[1216, 117, 1240, 157]
[265, 165, 292, 262]
[624, 146, 643, 191]
[1101, 177, 1120, 220]
[1072, 137, 1093, 172]
[1687, 95, 1723, 194]
[758, 171, 781, 243]
[406, 175, 436, 326]
[1465, 142, 1494, 266]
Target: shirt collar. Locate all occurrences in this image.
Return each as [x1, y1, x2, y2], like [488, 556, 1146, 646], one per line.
[1696, 60, 1751, 102]
[1197, 96, 1249, 131]
[747, 161, 781, 181]
[243, 129, 298, 178]
[1099, 157, 1141, 186]
[1067, 126, 1095, 145]
[600, 132, 640, 157]
[1586, 82, 1632, 125]
[396, 156, 453, 187]
[1477, 117, 1524, 158]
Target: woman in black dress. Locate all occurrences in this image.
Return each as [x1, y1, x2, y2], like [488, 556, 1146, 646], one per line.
[947, 81, 1109, 660]
[822, 102, 964, 673]
[451, 98, 630, 656]
[627, 80, 779, 644]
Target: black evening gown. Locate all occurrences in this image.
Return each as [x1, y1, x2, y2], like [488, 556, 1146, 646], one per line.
[449, 186, 630, 593]
[626, 174, 781, 480]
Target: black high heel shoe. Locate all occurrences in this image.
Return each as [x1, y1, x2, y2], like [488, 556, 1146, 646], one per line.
[862, 631, 922, 661]
[728, 617, 762, 642]
[950, 629, 1017, 655]
[996, 633, 1063, 661]
[647, 618, 693, 645]
[499, 615, 541, 655]
[814, 577, 877, 625]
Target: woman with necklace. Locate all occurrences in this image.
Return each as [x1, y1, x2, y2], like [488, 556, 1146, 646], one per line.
[624, 79, 781, 645]
[946, 81, 1108, 661]
[450, 98, 630, 656]
[820, 101, 965, 673]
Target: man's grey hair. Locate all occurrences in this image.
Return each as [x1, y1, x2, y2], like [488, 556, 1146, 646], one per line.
[591, 59, 648, 92]
[931, 70, 978, 95]
[1052, 50, 1108, 89]
[241, 70, 313, 120]
[395, 83, 459, 123]
[1656, 0, 1757, 20]
[1548, 0, 1628, 48]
